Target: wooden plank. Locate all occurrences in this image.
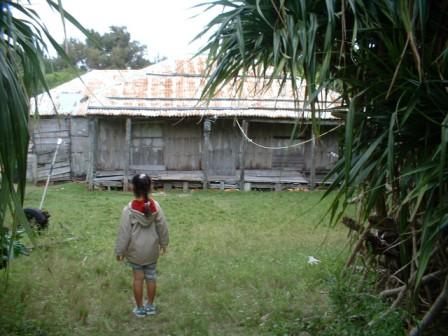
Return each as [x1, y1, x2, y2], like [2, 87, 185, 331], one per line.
[70, 117, 89, 136]
[33, 128, 70, 134]
[38, 161, 70, 170]
[97, 118, 126, 170]
[96, 170, 125, 177]
[245, 176, 308, 183]
[124, 118, 131, 191]
[71, 137, 89, 153]
[33, 118, 70, 132]
[26, 154, 38, 184]
[165, 121, 201, 170]
[94, 175, 124, 182]
[88, 118, 98, 190]
[71, 152, 88, 177]
[208, 119, 238, 176]
[130, 164, 166, 171]
[33, 130, 70, 139]
[37, 153, 69, 164]
[310, 130, 316, 189]
[239, 120, 248, 189]
[67, 116, 73, 180]
[37, 166, 71, 178]
[202, 120, 211, 190]
[34, 137, 70, 145]
[45, 174, 71, 182]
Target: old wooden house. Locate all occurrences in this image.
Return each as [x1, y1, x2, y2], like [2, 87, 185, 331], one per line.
[28, 57, 342, 190]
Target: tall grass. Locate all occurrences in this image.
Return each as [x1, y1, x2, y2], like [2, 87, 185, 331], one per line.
[0, 183, 354, 335]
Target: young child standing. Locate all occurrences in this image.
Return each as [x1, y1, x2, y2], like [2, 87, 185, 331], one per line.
[115, 174, 169, 317]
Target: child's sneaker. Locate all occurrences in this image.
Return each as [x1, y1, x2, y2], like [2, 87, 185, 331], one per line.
[133, 306, 146, 318]
[144, 303, 156, 316]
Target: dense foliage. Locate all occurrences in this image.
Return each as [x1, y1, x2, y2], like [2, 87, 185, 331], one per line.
[197, 1, 448, 334]
[47, 26, 152, 71]
[0, 0, 86, 267]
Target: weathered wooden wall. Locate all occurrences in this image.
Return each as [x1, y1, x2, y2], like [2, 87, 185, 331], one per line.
[165, 121, 201, 170]
[97, 118, 126, 171]
[304, 129, 339, 172]
[131, 120, 165, 170]
[27, 116, 340, 183]
[243, 123, 306, 170]
[208, 119, 240, 176]
[30, 117, 71, 181]
[70, 117, 89, 177]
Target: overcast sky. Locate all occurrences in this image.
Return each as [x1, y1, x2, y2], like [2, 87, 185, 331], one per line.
[29, 0, 221, 60]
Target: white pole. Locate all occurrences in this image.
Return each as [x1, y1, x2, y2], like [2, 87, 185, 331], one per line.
[39, 138, 62, 209]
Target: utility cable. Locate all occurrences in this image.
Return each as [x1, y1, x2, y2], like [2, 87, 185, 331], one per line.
[235, 119, 342, 150]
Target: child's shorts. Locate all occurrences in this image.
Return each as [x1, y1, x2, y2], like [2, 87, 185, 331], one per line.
[128, 262, 157, 282]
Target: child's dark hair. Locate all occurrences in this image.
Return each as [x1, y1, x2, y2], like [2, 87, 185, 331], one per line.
[132, 174, 152, 200]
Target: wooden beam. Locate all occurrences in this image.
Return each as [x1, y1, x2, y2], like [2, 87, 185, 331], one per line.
[87, 118, 98, 191]
[310, 129, 316, 190]
[202, 119, 211, 190]
[249, 118, 341, 125]
[239, 120, 249, 190]
[124, 118, 132, 191]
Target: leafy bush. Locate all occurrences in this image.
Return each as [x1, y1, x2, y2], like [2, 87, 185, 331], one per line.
[303, 270, 407, 336]
[1, 228, 29, 269]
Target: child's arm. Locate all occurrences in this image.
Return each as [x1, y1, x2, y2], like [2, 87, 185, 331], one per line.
[155, 203, 169, 252]
[115, 207, 131, 260]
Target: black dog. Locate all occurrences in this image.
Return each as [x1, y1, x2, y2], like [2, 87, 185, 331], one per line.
[23, 208, 50, 231]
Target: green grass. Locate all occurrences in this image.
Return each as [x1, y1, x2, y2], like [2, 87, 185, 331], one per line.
[1, 183, 349, 335]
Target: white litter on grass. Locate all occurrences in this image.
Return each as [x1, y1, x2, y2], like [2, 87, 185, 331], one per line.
[307, 256, 321, 265]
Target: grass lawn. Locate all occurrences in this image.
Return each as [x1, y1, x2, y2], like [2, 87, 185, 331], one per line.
[1, 183, 348, 336]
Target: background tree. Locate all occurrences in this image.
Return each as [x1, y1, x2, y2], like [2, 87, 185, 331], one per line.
[197, 1, 448, 334]
[50, 26, 152, 70]
[44, 26, 156, 89]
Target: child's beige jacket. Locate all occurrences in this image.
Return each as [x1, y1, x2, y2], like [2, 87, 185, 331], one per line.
[115, 201, 169, 265]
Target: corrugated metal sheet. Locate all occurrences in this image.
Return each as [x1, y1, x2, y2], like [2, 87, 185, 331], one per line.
[31, 69, 148, 116]
[86, 107, 336, 120]
[32, 57, 342, 119]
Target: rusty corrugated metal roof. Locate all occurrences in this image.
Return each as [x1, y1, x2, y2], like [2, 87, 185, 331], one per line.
[31, 68, 149, 116]
[32, 56, 342, 119]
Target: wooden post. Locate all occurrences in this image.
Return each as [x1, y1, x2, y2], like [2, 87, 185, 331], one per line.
[164, 182, 172, 192]
[182, 181, 189, 192]
[87, 117, 98, 191]
[310, 129, 316, 190]
[202, 119, 211, 191]
[67, 116, 73, 180]
[124, 118, 132, 191]
[29, 118, 38, 185]
[239, 120, 248, 190]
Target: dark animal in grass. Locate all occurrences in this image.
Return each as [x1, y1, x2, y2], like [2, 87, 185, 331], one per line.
[23, 208, 50, 232]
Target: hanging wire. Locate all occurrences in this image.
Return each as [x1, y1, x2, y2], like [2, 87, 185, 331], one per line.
[235, 118, 342, 150]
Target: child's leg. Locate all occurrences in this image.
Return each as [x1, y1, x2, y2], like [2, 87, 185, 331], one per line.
[143, 263, 157, 305]
[132, 269, 145, 307]
[146, 280, 156, 304]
